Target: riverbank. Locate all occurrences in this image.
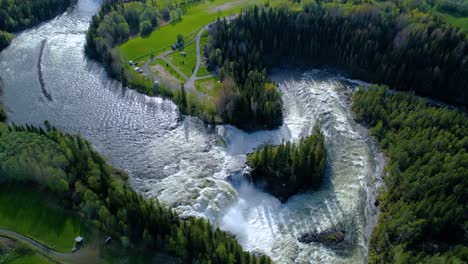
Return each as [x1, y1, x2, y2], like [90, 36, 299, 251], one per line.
[0, 0, 76, 53]
[86, 0, 289, 131]
[0, 17, 384, 261]
[353, 86, 467, 263]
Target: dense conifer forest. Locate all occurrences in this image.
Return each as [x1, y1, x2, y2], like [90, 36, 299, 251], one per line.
[352, 86, 467, 263]
[247, 125, 327, 201]
[0, 0, 75, 50]
[0, 122, 272, 264]
[208, 3, 468, 113]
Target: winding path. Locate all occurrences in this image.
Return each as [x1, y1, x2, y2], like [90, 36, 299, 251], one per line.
[142, 25, 211, 99]
[184, 25, 209, 92]
[0, 229, 98, 264]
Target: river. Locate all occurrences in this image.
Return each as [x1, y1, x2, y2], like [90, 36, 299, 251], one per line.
[0, 1, 383, 263]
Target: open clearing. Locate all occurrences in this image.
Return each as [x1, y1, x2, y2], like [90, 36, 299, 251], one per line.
[0, 185, 85, 253]
[208, 0, 249, 13]
[195, 77, 221, 97]
[437, 11, 468, 32]
[6, 253, 51, 264]
[166, 40, 198, 77]
[119, 0, 261, 59]
[196, 31, 212, 77]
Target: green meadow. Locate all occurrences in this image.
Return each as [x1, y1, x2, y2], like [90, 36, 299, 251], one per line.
[0, 185, 85, 252]
[195, 77, 221, 97]
[196, 31, 212, 77]
[6, 253, 51, 264]
[119, 0, 259, 60]
[437, 11, 468, 33]
[166, 40, 198, 77]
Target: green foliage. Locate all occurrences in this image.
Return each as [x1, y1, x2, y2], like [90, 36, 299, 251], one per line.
[248, 125, 327, 201]
[209, 4, 468, 110]
[118, 0, 261, 59]
[140, 20, 153, 36]
[0, 185, 84, 252]
[0, 0, 75, 32]
[85, 0, 160, 81]
[352, 86, 468, 263]
[435, 0, 468, 17]
[0, 123, 272, 263]
[0, 0, 75, 51]
[0, 131, 69, 193]
[0, 30, 12, 50]
[0, 241, 51, 264]
[216, 71, 283, 130]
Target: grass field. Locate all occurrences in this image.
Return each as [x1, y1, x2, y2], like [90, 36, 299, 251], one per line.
[166, 40, 197, 77]
[197, 31, 213, 77]
[437, 11, 468, 32]
[7, 253, 51, 264]
[151, 58, 185, 81]
[119, 0, 260, 60]
[195, 77, 221, 97]
[0, 237, 52, 264]
[0, 185, 85, 252]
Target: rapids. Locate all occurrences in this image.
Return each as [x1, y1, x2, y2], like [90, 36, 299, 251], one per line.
[0, 1, 383, 263]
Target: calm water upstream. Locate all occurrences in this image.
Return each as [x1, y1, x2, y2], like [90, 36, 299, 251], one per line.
[0, 1, 383, 263]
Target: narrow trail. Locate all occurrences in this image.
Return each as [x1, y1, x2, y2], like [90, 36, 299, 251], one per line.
[0, 229, 99, 264]
[185, 26, 208, 92]
[142, 25, 210, 99]
[196, 74, 216, 80]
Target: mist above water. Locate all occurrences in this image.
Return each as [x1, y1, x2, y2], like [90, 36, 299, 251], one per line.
[0, 1, 383, 263]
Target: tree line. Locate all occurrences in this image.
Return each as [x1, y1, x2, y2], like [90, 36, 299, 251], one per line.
[85, 0, 157, 88]
[85, 0, 201, 95]
[247, 125, 326, 201]
[352, 86, 467, 263]
[0, 122, 272, 263]
[0, 0, 76, 51]
[215, 73, 283, 131]
[84, 0, 227, 127]
[208, 3, 468, 111]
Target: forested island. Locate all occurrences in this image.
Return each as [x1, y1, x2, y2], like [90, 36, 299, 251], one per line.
[0, 0, 76, 51]
[247, 125, 326, 202]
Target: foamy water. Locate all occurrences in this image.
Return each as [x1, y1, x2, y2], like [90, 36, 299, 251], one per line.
[0, 0, 382, 262]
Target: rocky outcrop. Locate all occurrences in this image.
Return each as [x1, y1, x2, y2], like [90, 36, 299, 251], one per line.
[298, 229, 346, 246]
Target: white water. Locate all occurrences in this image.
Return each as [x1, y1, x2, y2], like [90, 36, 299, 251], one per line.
[137, 70, 382, 263]
[0, 1, 383, 263]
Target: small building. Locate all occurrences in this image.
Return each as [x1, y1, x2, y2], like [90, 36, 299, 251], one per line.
[128, 60, 134, 66]
[134, 67, 140, 71]
[180, 51, 187, 57]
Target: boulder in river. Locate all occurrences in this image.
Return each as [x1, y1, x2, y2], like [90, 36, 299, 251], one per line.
[298, 229, 346, 246]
